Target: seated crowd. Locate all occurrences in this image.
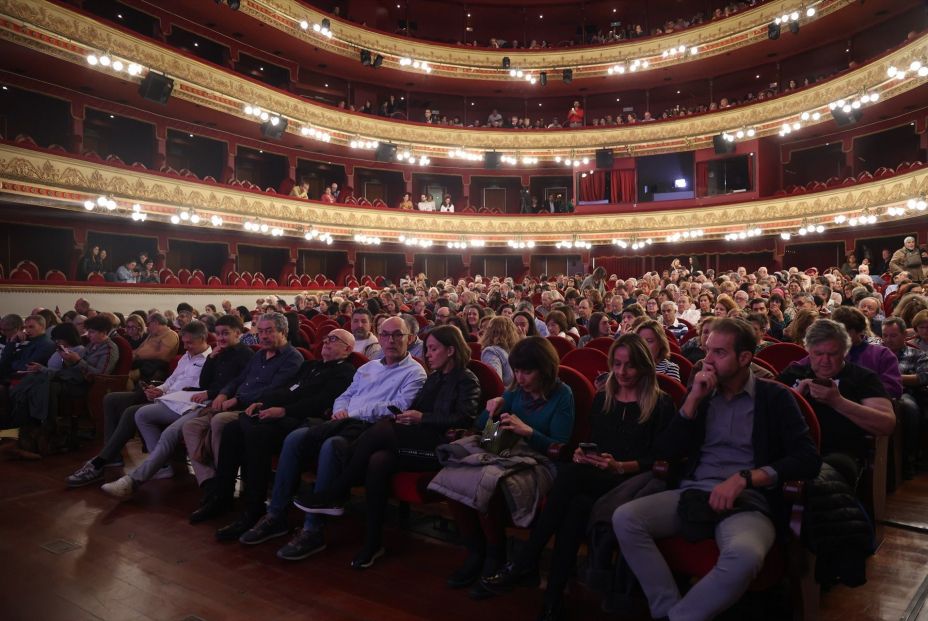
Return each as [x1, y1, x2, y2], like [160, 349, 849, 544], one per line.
[2, 245, 926, 621]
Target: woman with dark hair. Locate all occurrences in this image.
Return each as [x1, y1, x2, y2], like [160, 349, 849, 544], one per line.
[464, 304, 483, 337]
[285, 312, 308, 348]
[282, 325, 480, 566]
[477, 334, 674, 617]
[579, 312, 611, 347]
[545, 310, 569, 338]
[579, 266, 607, 296]
[46, 322, 85, 370]
[634, 319, 681, 381]
[446, 315, 477, 342]
[512, 311, 538, 338]
[78, 245, 103, 280]
[432, 336, 575, 592]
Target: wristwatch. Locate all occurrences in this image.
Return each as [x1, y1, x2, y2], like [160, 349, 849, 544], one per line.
[739, 469, 754, 489]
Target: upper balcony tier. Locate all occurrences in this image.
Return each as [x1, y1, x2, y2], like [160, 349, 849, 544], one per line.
[3, 0, 926, 158]
[66, 0, 918, 96]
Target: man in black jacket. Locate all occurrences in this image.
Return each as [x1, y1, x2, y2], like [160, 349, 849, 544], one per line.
[612, 318, 821, 621]
[210, 328, 356, 540]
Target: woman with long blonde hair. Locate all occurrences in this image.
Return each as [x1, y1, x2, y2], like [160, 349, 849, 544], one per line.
[479, 316, 520, 385]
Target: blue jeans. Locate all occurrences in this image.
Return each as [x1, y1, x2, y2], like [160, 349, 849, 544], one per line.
[267, 427, 348, 530]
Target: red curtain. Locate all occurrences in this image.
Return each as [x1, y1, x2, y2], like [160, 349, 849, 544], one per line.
[695, 161, 709, 197]
[610, 170, 636, 203]
[579, 171, 606, 201]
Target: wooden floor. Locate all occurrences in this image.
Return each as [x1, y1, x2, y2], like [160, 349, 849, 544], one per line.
[3, 440, 928, 621]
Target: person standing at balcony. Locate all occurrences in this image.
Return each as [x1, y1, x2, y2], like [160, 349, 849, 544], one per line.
[567, 101, 584, 128]
[487, 109, 503, 128]
[890, 237, 926, 279]
[440, 195, 455, 213]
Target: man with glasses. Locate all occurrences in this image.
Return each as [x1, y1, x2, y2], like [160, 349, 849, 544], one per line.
[186, 312, 303, 525]
[372, 314, 423, 360]
[434, 305, 453, 325]
[243, 316, 425, 564]
[211, 328, 357, 540]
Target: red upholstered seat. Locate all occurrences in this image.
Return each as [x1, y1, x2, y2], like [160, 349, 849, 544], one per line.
[556, 366, 594, 452]
[16, 260, 39, 279]
[347, 352, 369, 368]
[10, 268, 33, 280]
[656, 373, 687, 408]
[584, 337, 614, 355]
[668, 352, 693, 384]
[87, 271, 105, 282]
[207, 276, 222, 287]
[296, 347, 315, 361]
[755, 342, 808, 373]
[546, 335, 576, 359]
[560, 347, 608, 384]
[163, 275, 180, 285]
[468, 342, 482, 360]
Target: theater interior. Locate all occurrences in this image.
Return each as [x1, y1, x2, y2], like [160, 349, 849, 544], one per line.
[1, 0, 928, 619]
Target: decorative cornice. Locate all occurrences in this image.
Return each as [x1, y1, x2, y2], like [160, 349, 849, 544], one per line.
[0, 0, 925, 155]
[244, 0, 850, 78]
[1, 143, 927, 242]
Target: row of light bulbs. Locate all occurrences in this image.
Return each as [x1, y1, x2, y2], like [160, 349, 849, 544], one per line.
[507, 239, 536, 249]
[298, 19, 333, 39]
[661, 45, 698, 59]
[724, 228, 763, 241]
[664, 229, 704, 243]
[399, 236, 434, 247]
[612, 237, 653, 250]
[827, 92, 880, 113]
[350, 139, 380, 149]
[555, 239, 592, 249]
[772, 7, 816, 25]
[394, 149, 431, 166]
[85, 53, 143, 76]
[398, 58, 432, 73]
[446, 239, 486, 249]
[606, 59, 650, 75]
[353, 234, 382, 245]
[304, 229, 335, 244]
[554, 155, 591, 167]
[448, 149, 483, 161]
[886, 60, 928, 80]
[720, 128, 756, 142]
[242, 104, 334, 142]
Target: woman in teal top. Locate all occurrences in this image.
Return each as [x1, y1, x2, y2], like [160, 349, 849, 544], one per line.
[445, 336, 575, 594]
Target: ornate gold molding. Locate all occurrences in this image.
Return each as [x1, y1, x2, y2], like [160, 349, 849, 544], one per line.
[1, 143, 926, 241]
[0, 0, 925, 154]
[245, 0, 852, 77]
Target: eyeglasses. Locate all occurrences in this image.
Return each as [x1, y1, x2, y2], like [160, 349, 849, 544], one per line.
[378, 331, 409, 340]
[323, 335, 350, 346]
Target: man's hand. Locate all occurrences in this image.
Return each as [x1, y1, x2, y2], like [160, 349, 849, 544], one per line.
[143, 386, 164, 401]
[244, 402, 262, 417]
[219, 397, 238, 411]
[682, 368, 717, 418]
[807, 379, 841, 407]
[257, 406, 285, 420]
[709, 473, 747, 512]
[397, 409, 423, 425]
[61, 349, 81, 364]
[190, 391, 209, 404]
[331, 410, 349, 420]
[211, 394, 228, 410]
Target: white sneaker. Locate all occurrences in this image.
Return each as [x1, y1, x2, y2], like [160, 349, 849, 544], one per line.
[101, 475, 136, 500]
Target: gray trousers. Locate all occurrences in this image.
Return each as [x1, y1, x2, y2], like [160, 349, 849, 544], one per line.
[181, 410, 239, 484]
[99, 391, 146, 462]
[130, 404, 200, 483]
[612, 488, 775, 621]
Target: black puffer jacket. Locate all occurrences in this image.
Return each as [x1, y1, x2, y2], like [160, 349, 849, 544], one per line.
[803, 461, 875, 588]
[412, 367, 481, 430]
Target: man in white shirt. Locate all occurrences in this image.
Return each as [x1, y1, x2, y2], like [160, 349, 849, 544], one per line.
[66, 321, 211, 493]
[351, 308, 382, 359]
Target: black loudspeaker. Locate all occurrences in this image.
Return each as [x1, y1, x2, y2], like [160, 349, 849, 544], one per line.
[138, 72, 174, 104]
[595, 148, 614, 169]
[712, 134, 736, 154]
[831, 107, 862, 126]
[375, 143, 397, 162]
[789, 21, 800, 35]
[502, 56, 510, 69]
[372, 54, 384, 68]
[260, 117, 288, 139]
[484, 152, 501, 169]
[562, 68, 573, 84]
[540, 71, 547, 86]
[360, 50, 372, 66]
[767, 23, 780, 40]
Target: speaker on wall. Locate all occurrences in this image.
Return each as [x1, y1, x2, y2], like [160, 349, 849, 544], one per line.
[360, 50, 372, 66]
[484, 152, 501, 169]
[539, 71, 547, 86]
[138, 73, 174, 104]
[375, 143, 397, 162]
[831, 107, 862, 126]
[767, 22, 780, 40]
[712, 134, 737, 154]
[260, 117, 288, 139]
[595, 148, 614, 169]
[562, 68, 573, 84]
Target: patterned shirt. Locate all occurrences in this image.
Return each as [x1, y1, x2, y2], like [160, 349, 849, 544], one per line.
[892, 345, 928, 389]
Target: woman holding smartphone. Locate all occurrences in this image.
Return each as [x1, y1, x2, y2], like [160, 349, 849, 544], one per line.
[476, 334, 674, 619]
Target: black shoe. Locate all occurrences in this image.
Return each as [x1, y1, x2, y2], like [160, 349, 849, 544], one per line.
[349, 545, 385, 570]
[189, 493, 232, 524]
[239, 514, 290, 545]
[537, 601, 567, 621]
[468, 581, 498, 600]
[480, 562, 540, 594]
[293, 487, 345, 516]
[216, 511, 263, 542]
[447, 552, 485, 588]
[277, 528, 327, 561]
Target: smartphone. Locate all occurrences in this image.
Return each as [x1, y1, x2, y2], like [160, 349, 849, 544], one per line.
[812, 378, 833, 387]
[579, 442, 600, 455]
[387, 405, 402, 416]
[595, 371, 609, 384]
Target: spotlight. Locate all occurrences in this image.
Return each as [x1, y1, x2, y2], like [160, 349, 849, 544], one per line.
[372, 54, 384, 68]
[360, 50, 372, 66]
[502, 57, 510, 69]
[562, 68, 573, 84]
[320, 18, 330, 30]
[227, 0, 240, 9]
[767, 23, 780, 40]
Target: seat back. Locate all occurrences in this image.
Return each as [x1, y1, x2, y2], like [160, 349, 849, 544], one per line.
[546, 335, 576, 359]
[754, 342, 808, 373]
[656, 373, 687, 408]
[557, 365, 594, 451]
[348, 352, 369, 369]
[668, 352, 693, 385]
[111, 336, 134, 375]
[560, 347, 609, 384]
[584, 337, 614, 355]
[467, 359, 506, 408]
[468, 342, 482, 360]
